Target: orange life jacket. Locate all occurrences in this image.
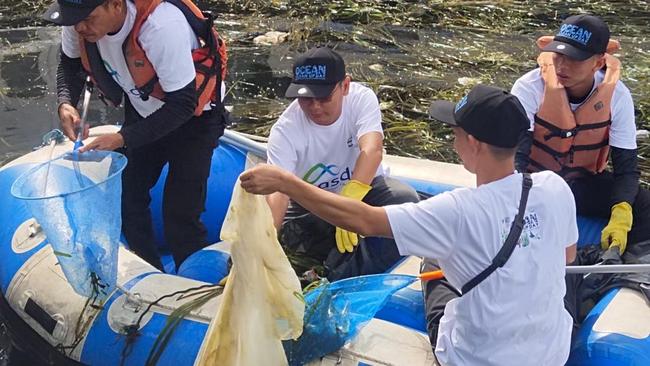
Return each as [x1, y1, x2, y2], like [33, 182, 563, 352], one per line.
[79, 0, 227, 116]
[528, 51, 620, 179]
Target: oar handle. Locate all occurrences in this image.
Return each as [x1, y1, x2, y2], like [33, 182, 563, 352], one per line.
[419, 264, 650, 281]
[566, 264, 650, 274]
[419, 270, 444, 281]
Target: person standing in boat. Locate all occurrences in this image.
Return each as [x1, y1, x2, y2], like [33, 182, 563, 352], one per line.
[241, 84, 578, 365]
[43, 0, 228, 271]
[511, 14, 650, 326]
[266, 46, 419, 281]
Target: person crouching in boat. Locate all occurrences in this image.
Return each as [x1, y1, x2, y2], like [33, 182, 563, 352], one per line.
[43, 0, 228, 271]
[265, 46, 419, 281]
[241, 84, 578, 365]
[511, 14, 650, 332]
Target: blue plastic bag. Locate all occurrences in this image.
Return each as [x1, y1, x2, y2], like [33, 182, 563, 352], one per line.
[284, 274, 415, 365]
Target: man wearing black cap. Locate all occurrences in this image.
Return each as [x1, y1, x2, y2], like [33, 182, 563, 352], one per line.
[266, 46, 418, 280]
[241, 84, 577, 365]
[512, 14, 650, 259]
[43, 0, 227, 271]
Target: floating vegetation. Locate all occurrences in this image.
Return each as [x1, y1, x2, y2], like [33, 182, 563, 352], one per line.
[4, 0, 650, 183]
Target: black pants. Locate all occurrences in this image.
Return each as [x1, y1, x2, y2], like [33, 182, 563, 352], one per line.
[120, 102, 225, 270]
[280, 175, 419, 281]
[421, 260, 459, 349]
[568, 171, 650, 246]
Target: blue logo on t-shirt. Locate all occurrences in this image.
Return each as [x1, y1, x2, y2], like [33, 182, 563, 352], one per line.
[557, 24, 592, 46]
[302, 163, 351, 189]
[103, 60, 121, 84]
[295, 65, 327, 81]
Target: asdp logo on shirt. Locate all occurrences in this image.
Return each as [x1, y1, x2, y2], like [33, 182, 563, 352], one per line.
[302, 163, 352, 190]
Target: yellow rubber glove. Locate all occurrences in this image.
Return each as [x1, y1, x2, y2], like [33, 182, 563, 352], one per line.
[335, 180, 372, 253]
[601, 202, 633, 254]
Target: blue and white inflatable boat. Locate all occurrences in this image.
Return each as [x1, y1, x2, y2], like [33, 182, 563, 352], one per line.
[0, 126, 648, 365]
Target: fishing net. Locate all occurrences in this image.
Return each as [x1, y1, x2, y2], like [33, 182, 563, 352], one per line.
[284, 273, 415, 365]
[11, 150, 127, 298]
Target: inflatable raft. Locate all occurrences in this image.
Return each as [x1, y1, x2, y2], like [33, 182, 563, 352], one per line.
[0, 126, 648, 365]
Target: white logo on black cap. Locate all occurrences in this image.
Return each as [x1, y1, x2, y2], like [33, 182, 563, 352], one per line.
[298, 87, 308, 95]
[556, 44, 566, 50]
[50, 11, 60, 20]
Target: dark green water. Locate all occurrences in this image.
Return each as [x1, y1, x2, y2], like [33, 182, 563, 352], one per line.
[1, 0, 649, 364]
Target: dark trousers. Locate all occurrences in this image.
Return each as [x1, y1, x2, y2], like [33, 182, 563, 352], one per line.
[568, 172, 650, 246]
[120, 103, 225, 270]
[280, 175, 419, 281]
[421, 260, 459, 349]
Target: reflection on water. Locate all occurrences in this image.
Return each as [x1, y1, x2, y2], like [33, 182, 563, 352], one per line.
[1, 53, 48, 99]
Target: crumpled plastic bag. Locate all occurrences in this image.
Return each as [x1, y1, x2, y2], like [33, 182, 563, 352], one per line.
[195, 179, 304, 365]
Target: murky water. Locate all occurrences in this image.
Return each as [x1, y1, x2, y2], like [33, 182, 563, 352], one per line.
[1, 0, 650, 363]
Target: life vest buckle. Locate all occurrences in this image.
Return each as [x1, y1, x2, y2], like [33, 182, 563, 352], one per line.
[544, 127, 578, 141]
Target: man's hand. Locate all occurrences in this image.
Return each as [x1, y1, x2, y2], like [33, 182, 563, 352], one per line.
[240, 164, 289, 195]
[79, 133, 125, 152]
[335, 180, 371, 253]
[601, 201, 633, 255]
[58, 103, 88, 141]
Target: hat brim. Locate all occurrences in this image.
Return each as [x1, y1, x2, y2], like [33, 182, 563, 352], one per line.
[428, 101, 458, 126]
[541, 40, 594, 61]
[285, 83, 337, 99]
[42, 2, 95, 26]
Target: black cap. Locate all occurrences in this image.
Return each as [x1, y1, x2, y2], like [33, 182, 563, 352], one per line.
[42, 0, 104, 26]
[542, 14, 610, 61]
[285, 47, 346, 98]
[428, 85, 529, 148]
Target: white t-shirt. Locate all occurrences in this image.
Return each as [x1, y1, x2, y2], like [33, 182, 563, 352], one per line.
[511, 68, 637, 149]
[267, 82, 388, 193]
[61, 1, 212, 118]
[385, 171, 577, 366]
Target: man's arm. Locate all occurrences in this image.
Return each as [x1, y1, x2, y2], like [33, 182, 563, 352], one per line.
[266, 192, 290, 230]
[118, 80, 197, 149]
[566, 243, 577, 264]
[511, 76, 539, 172]
[80, 80, 197, 151]
[241, 165, 393, 238]
[351, 132, 383, 184]
[56, 47, 87, 141]
[610, 147, 640, 206]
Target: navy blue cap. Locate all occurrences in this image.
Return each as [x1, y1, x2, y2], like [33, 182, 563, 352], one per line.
[428, 85, 529, 148]
[542, 14, 610, 61]
[285, 47, 346, 98]
[42, 0, 104, 26]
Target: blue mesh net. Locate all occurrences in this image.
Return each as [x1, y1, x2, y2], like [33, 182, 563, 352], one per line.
[284, 274, 415, 365]
[11, 150, 127, 298]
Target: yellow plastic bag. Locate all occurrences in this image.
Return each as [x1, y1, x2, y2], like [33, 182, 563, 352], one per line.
[195, 179, 304, 365]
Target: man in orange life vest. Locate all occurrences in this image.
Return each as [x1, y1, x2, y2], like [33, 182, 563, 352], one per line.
[512, 14, 650, 323]
[43, 0, 228, 271]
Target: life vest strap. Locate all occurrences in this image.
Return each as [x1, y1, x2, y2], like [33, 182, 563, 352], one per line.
[529, 158, 596, 179]
[535, 115, 611, 140]
[532, 138, 609, 159]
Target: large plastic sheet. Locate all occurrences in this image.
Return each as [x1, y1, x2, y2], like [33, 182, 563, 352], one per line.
[196, 180, 304, 365]
[11, 150, 127, 298]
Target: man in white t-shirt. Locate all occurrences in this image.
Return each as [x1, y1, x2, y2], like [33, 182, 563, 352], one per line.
[267, 47, 418, 280]
[512, 14, 650, 255]
[43, 0, 227, 271]
[241, 84, 577, 365]
[511, 14, 650, 328]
